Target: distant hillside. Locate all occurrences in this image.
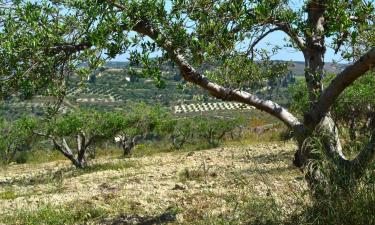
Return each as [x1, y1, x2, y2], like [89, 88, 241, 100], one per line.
[289, 61, 347, 76]
[105, 60, 347, 76]
[0, 60, 347, 120]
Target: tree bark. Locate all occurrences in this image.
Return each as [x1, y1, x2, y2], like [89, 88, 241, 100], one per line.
[121, 135, 139, 157]
[53, 138, 85, 168]
[292, 1, 347, 170]
[130, 21, 302, 130]
[303, 0, 326, 104]
[309, 47, 375, 126]
[76, 133, 87, 169]
[107, 0, 375, 187]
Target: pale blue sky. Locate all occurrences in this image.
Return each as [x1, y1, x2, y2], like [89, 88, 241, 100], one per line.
[254, 31, 347, 63]
[112, 30, 346, 63]
[112, 0, 347, 63]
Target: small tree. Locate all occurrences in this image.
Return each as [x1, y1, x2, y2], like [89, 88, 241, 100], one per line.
[117, 104, 168, 156]
[160, 115, 245, 149]
[36, 111, 125, 168]
[158, 117, 194, 150]
[170, 118, 194, 150]
[0, 117, 36, 164]
[196, 116, 244, 146]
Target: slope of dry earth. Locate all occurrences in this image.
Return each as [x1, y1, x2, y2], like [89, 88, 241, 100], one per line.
[0, 142, 307, 224]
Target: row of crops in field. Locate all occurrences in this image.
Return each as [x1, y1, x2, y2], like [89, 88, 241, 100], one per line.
[173, 102, 255, 113]
[66, 87, 123, 100]
[76, 97, 116, 103]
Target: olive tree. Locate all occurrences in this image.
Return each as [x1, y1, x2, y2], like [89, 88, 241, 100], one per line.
[1, 0, 375, 184]
[0, 117, 36, 164]
[116, 104, 168, 156]
[196, 116, 244, 146]
[162, 115, 244, 149]
[169, 118, 194, 150]
[36, 111, 125, 168]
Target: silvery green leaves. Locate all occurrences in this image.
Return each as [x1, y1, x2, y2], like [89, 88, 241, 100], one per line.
[1, 0, 122, 99]
[0, 0, 306, 99]
[1, 0, 374, 130]
[324, 0, 374, 59]
[0, 1, 78, 98]
[204, 55, 289, 90]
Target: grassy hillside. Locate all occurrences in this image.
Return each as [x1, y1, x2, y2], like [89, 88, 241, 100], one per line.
[0, 61, 346, 120]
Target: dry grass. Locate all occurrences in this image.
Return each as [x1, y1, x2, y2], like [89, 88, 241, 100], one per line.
[0, 141, 307, 224]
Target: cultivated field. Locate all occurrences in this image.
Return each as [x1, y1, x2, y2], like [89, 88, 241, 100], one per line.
[173, 102, 255, 113]
[0, 142, 307, 224]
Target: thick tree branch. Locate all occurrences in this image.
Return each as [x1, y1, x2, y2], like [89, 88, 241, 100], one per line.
[309, 47, 375, 127]
[102, 0, 303, 129]
[51, 1, 301, 130]
[77, 132, 85, 163]
[34, 131, 88, 168]
[99, 0, 302, 128]
[33, 131, 78, 164]
[129, 20, 302, 129]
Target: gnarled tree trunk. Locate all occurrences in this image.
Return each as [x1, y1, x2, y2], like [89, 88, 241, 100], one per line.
[119, 135, 141, 157]
[36, 131, 102, 169]
[293, 0, 345, 172]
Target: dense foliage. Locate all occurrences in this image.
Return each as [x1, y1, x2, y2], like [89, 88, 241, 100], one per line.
[0, 116, 36, 164]
[35, 110, 126, 168]
[163, 115, 245, 149]
[116, 103, 168, 156]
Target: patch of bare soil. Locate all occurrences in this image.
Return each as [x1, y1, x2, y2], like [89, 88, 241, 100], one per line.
[0, 142, 307, 224]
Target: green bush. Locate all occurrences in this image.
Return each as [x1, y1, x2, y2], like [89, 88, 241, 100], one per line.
[0, 116, 36, 164]
[288, 134, 375, 225]
[290, 172, 375, 225]
[14, 151, 29, 164]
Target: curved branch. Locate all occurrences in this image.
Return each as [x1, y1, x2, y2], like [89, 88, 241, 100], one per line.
[101, 0, 303, 129]
[50, 1, 302, 130]
[246, 27, 282, 58]
[130, 21, 302, 129]
[309, 47, 375, 126]
[272, 21, 306, 51]
[33, 131, 77, 161]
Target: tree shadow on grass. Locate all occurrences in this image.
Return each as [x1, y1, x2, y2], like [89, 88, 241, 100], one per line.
[241, 165, 296, 176]
[243, 150, 293, 164]
[240, 151, 297, 175]
[100, 211, 177, 225]
[0, 160, 138, 187]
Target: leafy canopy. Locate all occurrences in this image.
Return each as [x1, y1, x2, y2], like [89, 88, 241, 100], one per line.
[2, 0, 372, 100]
